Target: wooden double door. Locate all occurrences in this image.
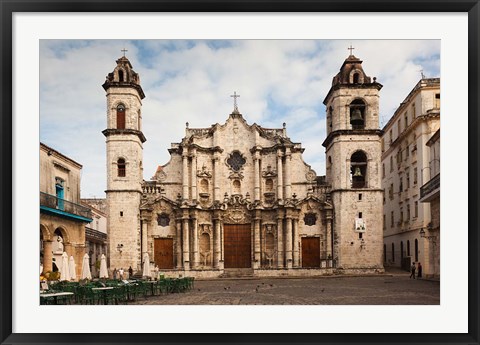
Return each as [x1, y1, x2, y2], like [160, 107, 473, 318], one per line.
[301, 237, 320, 268]
[224, 224, 251, 268]
[154, 238, 174, 269]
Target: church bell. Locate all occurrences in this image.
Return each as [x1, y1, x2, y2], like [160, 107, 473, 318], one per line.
[353, 167, 362, 177]
[351, 108, 363, 122]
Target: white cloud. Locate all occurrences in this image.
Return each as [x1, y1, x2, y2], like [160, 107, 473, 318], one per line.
[40, 39, 440, 198]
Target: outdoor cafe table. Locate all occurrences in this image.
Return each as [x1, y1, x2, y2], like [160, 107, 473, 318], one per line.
[91, 286, 114, 305]
[40, 291, 74, 305]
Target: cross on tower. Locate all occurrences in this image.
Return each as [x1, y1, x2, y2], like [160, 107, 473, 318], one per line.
[121, 48, 128, 57]
[348, 45, 355, 55]
[230, 91, 240, 113]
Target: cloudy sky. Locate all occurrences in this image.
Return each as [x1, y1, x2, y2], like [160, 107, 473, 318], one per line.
[39, 39, 440, 198]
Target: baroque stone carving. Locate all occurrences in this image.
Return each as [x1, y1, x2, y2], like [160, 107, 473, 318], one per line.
[304, 212, 317, 226]
[157, 213, 170, 227]
[262, 165, 277, 177]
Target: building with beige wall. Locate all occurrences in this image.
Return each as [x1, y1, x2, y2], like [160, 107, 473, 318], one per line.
[381, 78, 440, 275]
[419, 129, 440, 278]
[40, 143, 92, 279]
[103, 54, 385, 278]
[82, 199, 108, 277]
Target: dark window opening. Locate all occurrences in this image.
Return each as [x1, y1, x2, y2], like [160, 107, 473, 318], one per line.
[391, 243, 395, 262]
[117, 158, 126, 177]
[358, 193, 362, 201]
[118, 70, 124, 82]
[120, 211, 123, 217]
[359, 232, 363, 239]
[414, 239, 419, 262]
[359, 212, 363, 218]
[351, 151, 367, 188]
[353, 73, 360, 84]
[349, 99, 366, 130]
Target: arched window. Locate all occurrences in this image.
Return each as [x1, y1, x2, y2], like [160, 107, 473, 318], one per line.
[407, 240, 411, 256]
[353, 73, 360, 84]
[118, 70, 124, 82]
[116, 104, 126, 129]
[400, 241, 404, 261]
[349, 99, 366, 130]
[351, 151, 367, 188]
[117, 158, 126, 177]
[391, 243, 395, 262]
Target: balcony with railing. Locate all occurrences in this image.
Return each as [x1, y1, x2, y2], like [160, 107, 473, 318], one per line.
[85, 227, 107, 243]
[419, 173, 440, 202]
[40, 192, 93, 222]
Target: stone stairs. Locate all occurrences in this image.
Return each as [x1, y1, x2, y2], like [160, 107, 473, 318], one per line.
[220, 268, 254, 278]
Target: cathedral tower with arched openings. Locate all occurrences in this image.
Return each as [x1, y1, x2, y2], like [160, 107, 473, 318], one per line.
[323, 51, 385, 271]
[102, 55, 146, 271]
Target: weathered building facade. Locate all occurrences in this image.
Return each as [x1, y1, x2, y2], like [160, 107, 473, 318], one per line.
[381, 78, 440, 275]
[103, 54, 385, 278]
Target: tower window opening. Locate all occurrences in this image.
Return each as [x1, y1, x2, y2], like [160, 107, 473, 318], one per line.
[353, 73, 360, 84]
[117, 158, 126, 177]
[116, 104, 126, 129]
[349, 99, 366, 130]
[118, 70, 124, 82]
[350, 151, 367, 188]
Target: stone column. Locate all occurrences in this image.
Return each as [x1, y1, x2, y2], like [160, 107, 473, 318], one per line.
[254, 152, 260, 201]
[292, 218, 299, 267]
[285, 216, 293, 268]
[64, 243, 73, 258]
[284, 148, 292, 199]
[277, 150, 283, 201]
[326, 216, 332, 261]
[141, 219, 148, 257]
[191, 148, 197, 201]
[277, 215, 284, 268]
[213, 217, 221, 269]
[43, 241, 53, 274]
[182, 217, 190, 270]
[213, 153, 220, 202]
[182, 151, 189, 200]
[176, 219, 182, 269]
[192, 217, 199, 269]
[254, 216, 261, 268]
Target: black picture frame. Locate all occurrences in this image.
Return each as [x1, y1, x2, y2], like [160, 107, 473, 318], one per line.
[1, 1, 478, 344]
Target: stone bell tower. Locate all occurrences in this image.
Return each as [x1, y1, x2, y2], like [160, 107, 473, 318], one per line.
[322, 49, 384, 272]
[102, 53, 146, 272]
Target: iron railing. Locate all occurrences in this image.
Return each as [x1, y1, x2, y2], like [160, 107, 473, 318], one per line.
[420, 173, 440, 199]
[40, 192, 92, 219]
[85, 227, 107, 242]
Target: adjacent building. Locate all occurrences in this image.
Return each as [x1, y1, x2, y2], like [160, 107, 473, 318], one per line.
[381, 78, 440, 275]
[82, 199, 108, 277]
[102, 53, 385, 278]
[40, 143, 92, 278]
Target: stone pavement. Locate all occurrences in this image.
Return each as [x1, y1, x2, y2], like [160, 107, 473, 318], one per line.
[129, 269, 439, 305]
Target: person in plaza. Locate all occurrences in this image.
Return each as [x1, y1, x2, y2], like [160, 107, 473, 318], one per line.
[112, 268, 117, 280]
[128, 266, 133, 278]
[417, 262, 423, 278]
[119, 267, 124, 280]
[410, 262, 416, 279]
[154, 265, 159, 280]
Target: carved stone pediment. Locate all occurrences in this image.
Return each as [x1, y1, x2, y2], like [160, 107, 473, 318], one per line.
[197, 165, 212, 178]
[262, 165, 277, 178]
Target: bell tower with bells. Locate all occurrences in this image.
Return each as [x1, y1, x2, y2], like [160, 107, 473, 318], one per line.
[322, 48, 384, 272]
[102, 51, 146, 272]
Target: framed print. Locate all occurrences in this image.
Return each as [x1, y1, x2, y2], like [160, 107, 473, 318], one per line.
[1, 1, 479, 345]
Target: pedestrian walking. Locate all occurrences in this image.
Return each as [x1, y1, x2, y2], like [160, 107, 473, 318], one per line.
[119, 267, 124, 280]
[417, 262, 422, 278]
[410, 262, 416, 279]
[113, 268, 117, 280]
[128, 266, 133, 278]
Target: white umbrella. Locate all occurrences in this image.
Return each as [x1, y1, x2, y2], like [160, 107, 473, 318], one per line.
[60, 252, 70, 281]
[99, 254, 109, 279]
[81, 253, 92, 280]
[142, 253, 151, 278]
[69, 255, 76, 281]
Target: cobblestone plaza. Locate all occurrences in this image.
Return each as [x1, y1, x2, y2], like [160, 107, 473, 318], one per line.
[130, 269, 439, 305]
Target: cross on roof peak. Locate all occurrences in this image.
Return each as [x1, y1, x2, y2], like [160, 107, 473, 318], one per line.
[121, 48, 128, 57]
[230, 91, 240, 113]
[348, 45, 355, 55]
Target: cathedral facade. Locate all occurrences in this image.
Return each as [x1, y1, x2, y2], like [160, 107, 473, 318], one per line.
[103, 54, 384, 278]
